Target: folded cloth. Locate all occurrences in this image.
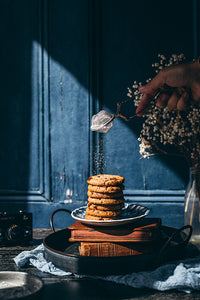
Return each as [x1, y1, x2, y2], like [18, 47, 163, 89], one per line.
[97, 256, 200, 293]
[14, 244, 71, 276]
[14, 244, 200, 293]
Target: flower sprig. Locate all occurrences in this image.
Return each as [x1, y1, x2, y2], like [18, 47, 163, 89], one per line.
[127, 54, 200, 168]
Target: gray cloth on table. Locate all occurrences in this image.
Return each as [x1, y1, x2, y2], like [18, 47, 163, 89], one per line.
[98, 257, 200, 293]
[14, 244, 200, 293]
[14, 244, 71, 276]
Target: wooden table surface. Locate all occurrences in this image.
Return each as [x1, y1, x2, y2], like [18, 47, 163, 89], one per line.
[1, 229, 200, 300]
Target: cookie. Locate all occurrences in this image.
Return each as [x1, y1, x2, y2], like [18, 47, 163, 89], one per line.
[86, 207, 122, 217]
[85, 214, 118, 220]
[88, 197, 124, 205]
[87, 174, 124, 187]
[86, 174, 125, 221]
[87, 191, 123, 199]
[87, 202, 124, 211]
[88, 184, 124, 193]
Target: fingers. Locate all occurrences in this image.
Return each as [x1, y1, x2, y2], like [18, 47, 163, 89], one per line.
[156, 93, 170, 108]
[136, 94, 152, 116]
[136, 71, 165, 116]
[139, 71, 165, 95]
[156, 91, 189, 111]
[137, 90, 190, 115]
[157, 91, 189, 111]
[136, 67, 192, 115]
[176, 91, 189, 110]
[166, 91, 179, 110]
[191, 84, 200, 102]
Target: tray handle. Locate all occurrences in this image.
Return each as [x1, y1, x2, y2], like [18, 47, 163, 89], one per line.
[50, 208, 72, 232]
[159, 225, 193, 254]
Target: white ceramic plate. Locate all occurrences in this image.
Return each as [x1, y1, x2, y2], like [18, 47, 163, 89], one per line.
[71, 203, 150, 227]
[0, 272, 43, 299]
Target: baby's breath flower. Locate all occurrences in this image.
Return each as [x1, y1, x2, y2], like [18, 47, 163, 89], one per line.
[127, 54, 200, 168]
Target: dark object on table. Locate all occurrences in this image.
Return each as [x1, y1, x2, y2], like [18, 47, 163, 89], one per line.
[0, 211, 32, 246]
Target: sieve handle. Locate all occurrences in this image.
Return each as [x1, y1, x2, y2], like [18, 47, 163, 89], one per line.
[102, 114, 116, 126]
[159, 225, 193, 254]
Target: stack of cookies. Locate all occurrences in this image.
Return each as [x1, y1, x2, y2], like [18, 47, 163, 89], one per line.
[85, 174, 125, 220]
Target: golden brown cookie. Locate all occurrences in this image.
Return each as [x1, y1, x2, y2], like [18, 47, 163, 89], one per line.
[87, 202, 124, 211]
[87, 197, 124, 205]
[87, 191, 123, 199]
[87, 174, 124, 186]
[86, 207, 122, 217]
[88, 184, 124, 193]
[85, 214, 118, 220]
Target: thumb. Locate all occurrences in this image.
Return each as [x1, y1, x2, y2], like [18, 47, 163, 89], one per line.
[139, 72, 165, 95]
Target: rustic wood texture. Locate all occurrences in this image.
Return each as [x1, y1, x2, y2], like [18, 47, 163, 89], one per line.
[68, 219, 161, 242]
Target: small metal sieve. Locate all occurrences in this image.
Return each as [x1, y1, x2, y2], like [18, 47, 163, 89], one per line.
[91, 99, 145, 133]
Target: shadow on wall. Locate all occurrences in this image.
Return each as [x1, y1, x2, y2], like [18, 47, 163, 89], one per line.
[41, 0, 193, 185]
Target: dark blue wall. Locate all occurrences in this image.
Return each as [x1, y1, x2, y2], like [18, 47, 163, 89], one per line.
[0, 0, 198, 228]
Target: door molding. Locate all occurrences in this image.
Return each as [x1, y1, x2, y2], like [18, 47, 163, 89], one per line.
[0, 0, 51, 203]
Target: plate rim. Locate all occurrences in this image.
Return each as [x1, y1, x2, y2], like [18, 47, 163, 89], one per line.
[0, 271, 43, 299]
[71, 203, 150, 226]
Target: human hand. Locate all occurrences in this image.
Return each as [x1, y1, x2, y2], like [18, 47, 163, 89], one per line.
[136, 60, 200, 116]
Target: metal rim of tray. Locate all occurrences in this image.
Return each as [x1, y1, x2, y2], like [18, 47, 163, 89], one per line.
[43, 225, 192, 275]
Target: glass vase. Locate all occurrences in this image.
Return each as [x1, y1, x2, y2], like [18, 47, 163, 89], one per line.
[184, 167, 200, 244]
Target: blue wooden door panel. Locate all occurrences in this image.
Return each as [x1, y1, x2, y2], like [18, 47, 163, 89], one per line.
[48, 0, 90, 203]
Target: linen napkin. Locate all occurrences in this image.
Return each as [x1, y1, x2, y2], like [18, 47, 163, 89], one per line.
[97, 257, 200, 293]
[14, 243, 200, 293]
[14, 244, 71, 276]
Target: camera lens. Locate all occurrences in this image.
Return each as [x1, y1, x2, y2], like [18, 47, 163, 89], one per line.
[7, 225, 23, 241]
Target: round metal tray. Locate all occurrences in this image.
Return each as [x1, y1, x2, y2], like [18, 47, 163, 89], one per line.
[43, 225, 192, 275]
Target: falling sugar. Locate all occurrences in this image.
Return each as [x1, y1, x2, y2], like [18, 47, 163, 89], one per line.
[93, 142, 106, 174]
